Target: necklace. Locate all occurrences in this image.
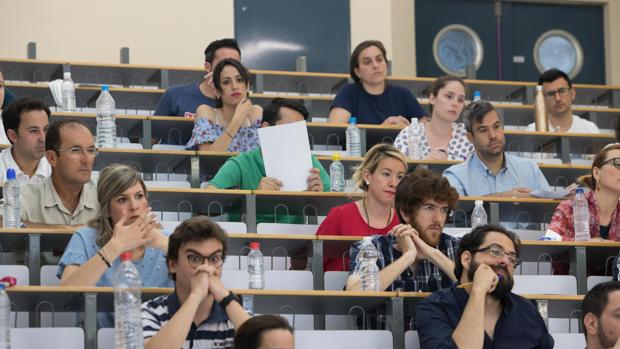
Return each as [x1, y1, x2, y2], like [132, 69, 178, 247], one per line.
[362, 197, 393, 229]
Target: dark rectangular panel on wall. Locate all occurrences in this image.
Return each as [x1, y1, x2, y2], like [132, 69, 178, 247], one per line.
[234, 0, 350, 73]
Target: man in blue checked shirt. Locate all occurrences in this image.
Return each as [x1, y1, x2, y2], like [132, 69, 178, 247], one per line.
[443, 101, 551, 197]
[345, 167, 460, 294]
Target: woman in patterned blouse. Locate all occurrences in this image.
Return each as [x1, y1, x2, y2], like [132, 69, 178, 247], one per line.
[186, 58, 262, 152]
[547, 143, 620, 241]
[393, 75, 474, 161]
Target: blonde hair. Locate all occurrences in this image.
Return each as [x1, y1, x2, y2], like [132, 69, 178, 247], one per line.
[90, 164, 147, 247]
[352, 143, 408, 191]
[577, 143, 620, 190]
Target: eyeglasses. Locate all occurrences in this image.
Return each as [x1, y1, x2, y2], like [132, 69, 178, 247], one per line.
[186, 252, 225, 268]
[55, 146, 99, 157]
[602, 157, 620, 169]
[419, 203, 453, 217]
[543, 87, 571, 99]
[474, 244, 520, 267]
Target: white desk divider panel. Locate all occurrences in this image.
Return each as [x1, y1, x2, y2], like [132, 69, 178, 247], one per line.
[512, 275, 577, 295]
[256, 223, 319, 235]
[587, 276, 613, 291]
[40, 265, 59, 286]
[115, 143, 143, 150]
[40, 265, 79, 327]
[443, 227, 471, 238]
[324, 271, 352, 330]
[0, 266, 29, 328]
[295, 330, 393, 349]
[217, 222, 248, 233]
[97, 328, 114, 349]
[405, 331, 421, 349]
[144, 181, 191, 189]
[551, 333, 586, 349]
[11, 328, 84, 349]
[152, 144, 187, 151]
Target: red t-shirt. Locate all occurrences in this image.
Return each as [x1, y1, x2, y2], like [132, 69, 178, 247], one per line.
[316, 201, 400, 271]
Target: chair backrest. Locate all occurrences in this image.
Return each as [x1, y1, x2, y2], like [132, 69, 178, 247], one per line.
[221, 270, 313, 290]
[144, 180, 191, 189]
[513, 275, 577, 295]
[405, 331, 420, 349]
[324, 271, 349, 291]
[256, 223, 318, 235]
[294, 330, 392, 349]
[115, 142, 143, 150]
[443, 227, 470, 238]
[218, 221, 248, 233]
[0, 265, 29, 285]
[512, 229, 543, 241]
[97, 328, 114, 349]
[587, 276, 613, 291]
[152, 144, 186, 151]
[551, 333, 586, 349]
[40, 265, 60, 286]
[11, 328, 84, 349]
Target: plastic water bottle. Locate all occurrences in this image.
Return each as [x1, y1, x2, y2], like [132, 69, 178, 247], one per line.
[62, 72, 76, 112]
[244, 242, 264, 314]
[358, 237, 380, 292]
[114, 252, 143, 349]
[473, 90, 481, 102]
[3, 169, 21, 229]
[0, 283, 10, 349]
[330, 153, 345, 192]
[346, 117, 361, 157]
[573, 187, 590, 242]
[471, 200, 487, 228]
[96, 85, 117, 148]
[407, 118, 423, 160]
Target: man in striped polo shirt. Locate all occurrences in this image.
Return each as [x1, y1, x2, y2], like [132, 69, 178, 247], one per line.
[142, 216, 251, 348]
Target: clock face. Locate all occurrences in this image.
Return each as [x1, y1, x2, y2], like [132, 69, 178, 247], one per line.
[534, 29, 583, 79]
[433, 24, 483, 76]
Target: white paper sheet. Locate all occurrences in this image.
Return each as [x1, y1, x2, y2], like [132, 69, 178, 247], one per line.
[530, 183, 577, 199]
[258, 121, 312, 191]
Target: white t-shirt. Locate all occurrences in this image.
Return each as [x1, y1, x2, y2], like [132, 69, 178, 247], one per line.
[0, 147, 51, 186]
[526, 114, 600, 133]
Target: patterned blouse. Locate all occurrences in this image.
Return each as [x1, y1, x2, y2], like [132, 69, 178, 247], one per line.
[548, 190, 620, 241]
[185, 117, 261, 152]
[393, 121, 473, 161]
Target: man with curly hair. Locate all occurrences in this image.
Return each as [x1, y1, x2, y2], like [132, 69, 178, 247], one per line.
[346, 167, 460, 293]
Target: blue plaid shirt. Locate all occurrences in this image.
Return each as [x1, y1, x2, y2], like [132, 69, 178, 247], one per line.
[442, 152, 551, 196]
[349, 233, 460, 292]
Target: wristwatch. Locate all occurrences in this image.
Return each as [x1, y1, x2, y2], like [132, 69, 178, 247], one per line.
[219, 291, 240, 310]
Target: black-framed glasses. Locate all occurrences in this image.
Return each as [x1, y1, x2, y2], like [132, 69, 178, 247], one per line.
[474, 244, 520, 267]
[55, 146, 99, 157]
[186, 252, 225, 268]
[543, 87, 571, 99]
[602, 157, 620, 169]
[419, 203, 453, 217]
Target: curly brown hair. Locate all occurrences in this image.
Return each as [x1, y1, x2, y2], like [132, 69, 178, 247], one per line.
[394, 167, 459, 223]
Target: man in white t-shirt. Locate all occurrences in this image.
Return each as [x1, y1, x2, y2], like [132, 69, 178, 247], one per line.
[526, 69, 599, 133]
[0, 97, 51, 185]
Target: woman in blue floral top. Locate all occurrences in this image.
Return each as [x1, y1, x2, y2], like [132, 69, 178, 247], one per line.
[186, 59, 262, 152]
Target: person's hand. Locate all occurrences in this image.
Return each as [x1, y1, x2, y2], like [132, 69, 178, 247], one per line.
[233, 98, 253, 122]
[258, 177, 283, 191]
[410, 231, 436, 261]
[144, 213, 168, 252]
[390, 224, 417, 255]
[189, 265, 211, 300]
[496, 187, 532, 198]
[382, 116, 410, 127]
[426, 147, 449, 160]
[204, 71, 215, 90]
[109, 212, 153, 255]
[204, 265, 228, 302]
[471, 263, 500, 294]
[306, 168, 324, 192]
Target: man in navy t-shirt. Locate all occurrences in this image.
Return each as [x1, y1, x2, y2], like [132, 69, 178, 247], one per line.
[153, 38, 241, 117]
[329, 40, 426, 126]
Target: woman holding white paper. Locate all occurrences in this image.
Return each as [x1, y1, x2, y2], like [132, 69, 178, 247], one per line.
[186, 58, 263, 152]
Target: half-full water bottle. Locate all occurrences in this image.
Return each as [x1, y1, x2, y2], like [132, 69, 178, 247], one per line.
[62, 72, 76, 112]
[473, 90, 481, 102]
[358, 237, 380, 292]
[573, 187, 590, 242]
[244, 242, 264, 314]
[96, 85, 117, 148]
[114, 252, 143, 349]
[471, 200, 487, 228]
[0, 283, 10, 349]
[407, 118, 423, 160]
[330, 153, 345, 192]
[346, 117, 361, 157]
[3, 169, 21, 229]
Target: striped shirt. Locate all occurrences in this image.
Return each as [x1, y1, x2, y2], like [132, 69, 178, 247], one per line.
[142, 292, 235, 349]
[349, 233, 460, 292]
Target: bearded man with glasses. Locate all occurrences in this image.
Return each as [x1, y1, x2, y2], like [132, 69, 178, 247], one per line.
[526, 68, 600, 133]
[416, 224, 554, 349]
[142, 216, 251, 349]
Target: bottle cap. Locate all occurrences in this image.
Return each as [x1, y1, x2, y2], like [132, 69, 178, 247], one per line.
[473, 91, 481, 98]
[120, 252, 132, 261]
[349, 116, 357, 124]
[6, 168, 16, 180]
[576, 187, 584, 194]
[0, 284, 5, 291]
[249, 242, 260, 250]
[101, 85, 110, 92]
[63, 72, 71, 79]
[331, 152, 341, 161]
[536, 85, 543, 91]
[474, 200, 483, 206]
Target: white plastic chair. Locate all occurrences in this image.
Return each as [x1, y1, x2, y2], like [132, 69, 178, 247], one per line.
[256, 223, 319, 235]
[0, 265, 29, 328]
[443, 227, 471, 238]
[115, 142, 143, 150]
[324, 271, 351, 329]
[11, 328, 84, 349]
[587, 276, 613, 291]
[40, 265, 79, 327]
[295, 330, 392, 349]
[405, 331, 420, 349]
[152, 144, 186, 151]
[97, 328, 114, 349]
[551, 333, 586, 349]
[144, 180, 191, 189]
